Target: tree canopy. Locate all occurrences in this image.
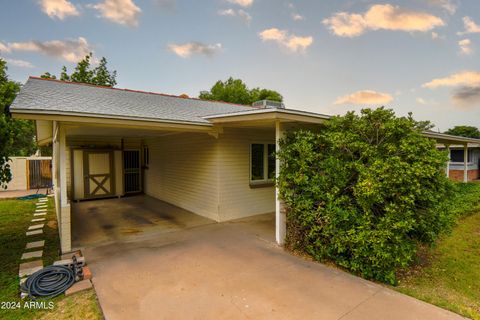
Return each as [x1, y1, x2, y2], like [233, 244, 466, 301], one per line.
[41, 53, 117, 87]
[0, 59, 36, 188]
[444, 126, 480, 139]
[199, 77, 283, 105]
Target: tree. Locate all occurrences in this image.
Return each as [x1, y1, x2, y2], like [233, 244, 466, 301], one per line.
[199, 77, 283, 105]
[45, 53, 117, 87]
[444, 126, 480, 139]
[277, 108, 454, 284]
[0, 59, 36, 188]
[40, 72, 56, 79]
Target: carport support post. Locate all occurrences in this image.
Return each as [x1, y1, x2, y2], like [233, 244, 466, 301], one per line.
[58, 124, 72, 253]
[275, 120, 286, 246]
[463, 144, 468, 183]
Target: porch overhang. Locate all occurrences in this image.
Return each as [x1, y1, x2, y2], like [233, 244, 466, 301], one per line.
[423, 131, 480, 145]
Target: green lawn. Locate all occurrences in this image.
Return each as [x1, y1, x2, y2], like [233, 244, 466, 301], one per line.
[395, 182, 480, 320]
[0, 195, 103, 320]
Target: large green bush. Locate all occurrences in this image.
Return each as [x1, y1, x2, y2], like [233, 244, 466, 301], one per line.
[277, 108, 454, 284]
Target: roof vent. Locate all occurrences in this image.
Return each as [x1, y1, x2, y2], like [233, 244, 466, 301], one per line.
[252, 100, 285, 109]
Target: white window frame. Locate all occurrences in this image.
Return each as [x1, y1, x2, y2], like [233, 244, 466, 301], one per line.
[249, 142, 275, 186]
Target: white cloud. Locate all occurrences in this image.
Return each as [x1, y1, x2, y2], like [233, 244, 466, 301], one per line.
[416, 97, 427, 105]
[2, 58, 35, 68]
[0, 37, 93, 63]
[168, 42, 222, 58]
[90, 0, 141, 26]
[226, 0, 253, 7]
[458, 39, 473, 55]
[423, 71, 480, 107]
[323, 4, 444, 37]
[39, 0, 79, 20]
[334, 90, 393, 105]
[0, 42, 8, 53]
[423, 71, 480, 88]
[258, 28, 313, 53]
[458, 17, 480, 35]
[292, 13, 304, 21]
[218, 8, 251, 24]
[428, 0, 457, 15]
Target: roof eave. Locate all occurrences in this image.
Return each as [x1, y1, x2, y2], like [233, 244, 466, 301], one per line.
[11, 109, 214, 131]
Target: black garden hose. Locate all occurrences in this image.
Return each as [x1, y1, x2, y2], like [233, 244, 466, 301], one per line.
[21, 265, 76, 299]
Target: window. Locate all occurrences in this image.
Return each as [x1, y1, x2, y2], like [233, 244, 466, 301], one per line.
[450, 149, 470, 163]
[251, 143, 276, 185]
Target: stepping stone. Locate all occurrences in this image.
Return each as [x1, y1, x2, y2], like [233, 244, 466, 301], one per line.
[28, 224, 44, 231]
[21, 250, 43, 260]
[65, 279, 92, 296]
[35, 209, 47, 213]
[35, 203, 47, 206]
[31, 218, 45, 222]
[19, 260, 43, 277]
[26, 230, 43, 236]
[26, 240, 45, 249]
[38, 198, 47, 202]
[34, 213, 46, 216]
[36, 206, 47, 209]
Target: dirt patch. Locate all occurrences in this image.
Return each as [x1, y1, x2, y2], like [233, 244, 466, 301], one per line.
[47, 220, 57, 229]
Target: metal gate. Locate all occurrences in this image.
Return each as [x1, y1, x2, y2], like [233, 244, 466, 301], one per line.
[123, 150, 141, 193]
[27, 160, 52, 189]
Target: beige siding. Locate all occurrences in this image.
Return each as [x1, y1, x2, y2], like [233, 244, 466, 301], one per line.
[144, 133, 220, 221]
[218, 127, 275, 221]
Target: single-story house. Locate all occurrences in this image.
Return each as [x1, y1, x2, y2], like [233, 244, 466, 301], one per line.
[424, 132, 480, 182]
[10, 77, 480, 253]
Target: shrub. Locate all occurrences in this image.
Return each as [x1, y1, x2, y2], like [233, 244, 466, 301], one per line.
[277, 108, 454, 284]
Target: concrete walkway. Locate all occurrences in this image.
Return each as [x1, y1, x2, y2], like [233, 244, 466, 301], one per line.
[84, 214, 465, 320]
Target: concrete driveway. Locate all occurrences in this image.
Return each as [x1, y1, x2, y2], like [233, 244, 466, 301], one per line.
[83, 214, 464, 320]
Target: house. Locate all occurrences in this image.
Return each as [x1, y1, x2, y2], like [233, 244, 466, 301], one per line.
[10, 77, 480, 253]
[424, 132, 480, 182]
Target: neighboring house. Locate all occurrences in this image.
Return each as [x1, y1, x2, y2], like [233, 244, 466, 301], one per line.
[9, 77, 480, 253]
[424, 132, 480, 182]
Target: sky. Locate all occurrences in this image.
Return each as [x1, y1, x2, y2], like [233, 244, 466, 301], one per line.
[0, 0, 479, 131]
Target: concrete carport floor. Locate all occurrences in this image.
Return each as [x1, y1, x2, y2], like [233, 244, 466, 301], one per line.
[83, 213, 465, 320]
[72, 195, 215, 247]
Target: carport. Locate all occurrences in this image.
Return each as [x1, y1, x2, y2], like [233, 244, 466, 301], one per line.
[72, 195, 214, 247]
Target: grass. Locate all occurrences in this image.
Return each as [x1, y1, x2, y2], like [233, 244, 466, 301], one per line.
[0, 195, 103, 320]
[395, 182, 480, 319]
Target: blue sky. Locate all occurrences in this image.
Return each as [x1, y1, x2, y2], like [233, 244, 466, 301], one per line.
[1, 0, 479, 131]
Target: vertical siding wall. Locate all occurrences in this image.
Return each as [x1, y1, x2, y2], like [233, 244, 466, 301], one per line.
[218, 127, 275, 221]
[144, 133, 220, 221]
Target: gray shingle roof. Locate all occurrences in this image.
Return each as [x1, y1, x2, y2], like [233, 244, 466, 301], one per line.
[10, 77, 255, 124]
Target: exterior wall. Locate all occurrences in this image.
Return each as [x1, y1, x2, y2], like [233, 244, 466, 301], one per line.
[144, 133, 220, 221]
[449, 169, 480, 181]
[218, 127, 276, 221]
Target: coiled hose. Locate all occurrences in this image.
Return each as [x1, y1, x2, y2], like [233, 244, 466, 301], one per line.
[21, 265, 76, 299]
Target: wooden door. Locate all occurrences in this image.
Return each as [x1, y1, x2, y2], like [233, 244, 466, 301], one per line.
[84, 151, 114, 198]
